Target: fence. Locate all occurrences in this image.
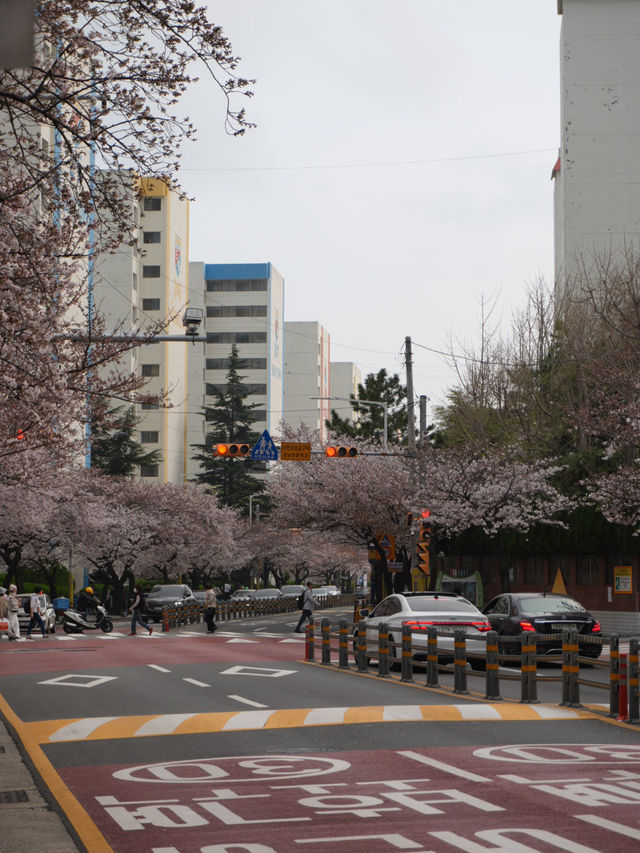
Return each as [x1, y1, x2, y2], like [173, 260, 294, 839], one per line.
[158, 593, 355, 631]
[306, 618, 640, 723]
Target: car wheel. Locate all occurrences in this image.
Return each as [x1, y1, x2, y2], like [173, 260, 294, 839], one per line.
[470, 658, 486, 672]
[63, 621, 75, 634]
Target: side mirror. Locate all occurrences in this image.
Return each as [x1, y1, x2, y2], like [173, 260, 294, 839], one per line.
[359, 608, 370, 618]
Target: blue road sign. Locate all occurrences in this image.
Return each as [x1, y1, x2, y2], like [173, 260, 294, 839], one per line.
[251, 430, 279, 461]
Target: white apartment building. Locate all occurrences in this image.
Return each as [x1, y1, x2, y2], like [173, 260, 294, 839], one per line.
[329, 362, 362, 428]
[93, 176, 191, 484]
[283, 321, 331, 441]
[186, 262, 285, 479]
[554, 0, 640, 296]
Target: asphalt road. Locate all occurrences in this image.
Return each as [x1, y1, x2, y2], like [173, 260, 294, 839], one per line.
[1, 606, 639, 853]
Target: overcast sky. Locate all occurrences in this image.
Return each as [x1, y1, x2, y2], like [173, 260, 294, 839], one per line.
[179, 1, 562, 417]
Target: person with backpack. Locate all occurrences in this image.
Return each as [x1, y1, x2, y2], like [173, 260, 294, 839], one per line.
[129, 584, 153, 636]
[294, 581, 318, 633]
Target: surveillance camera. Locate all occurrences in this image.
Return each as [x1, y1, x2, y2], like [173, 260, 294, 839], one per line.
[182, 307, 203, 336]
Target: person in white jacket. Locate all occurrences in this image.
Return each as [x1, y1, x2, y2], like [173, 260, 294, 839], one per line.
[7, 585, 20, 640]
[294, 581, 318, 633]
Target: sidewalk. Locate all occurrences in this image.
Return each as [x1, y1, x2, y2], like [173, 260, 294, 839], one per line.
[0, 717, 80, 852]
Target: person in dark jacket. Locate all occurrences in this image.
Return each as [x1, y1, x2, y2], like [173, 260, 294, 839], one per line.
[77, 586, 99, 619]
[128, 584, 153, 636]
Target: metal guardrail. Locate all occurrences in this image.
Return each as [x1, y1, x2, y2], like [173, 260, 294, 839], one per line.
[159, 593, 355, 630]
[305, 618, 640, 723]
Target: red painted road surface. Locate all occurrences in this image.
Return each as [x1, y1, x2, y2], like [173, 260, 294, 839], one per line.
[55, 742, 640, 852]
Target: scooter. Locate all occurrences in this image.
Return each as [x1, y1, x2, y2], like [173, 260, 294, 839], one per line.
[62, 604, 113, 634]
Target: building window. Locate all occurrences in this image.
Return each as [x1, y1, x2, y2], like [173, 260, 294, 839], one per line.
[141, 401, 160, 410]
[144, 197, 162, 211]
[206, 305, 267, 318]
[524, 557, 544, 587]
[207, 383, 266, 396]
[143, 231, 161, 244]
[206, 279, 268, 292]
[206, 357, 266, 370]
[140, 464, 159, 478]
[206, 332, 267, 344]
[132, 272, 138, 291]
[576, 556, 599, 585]
[140, 431, 159, 443]
[142, 298, 161, 311]
[142, 364, 160, 377]
[143, 265, 161, 278]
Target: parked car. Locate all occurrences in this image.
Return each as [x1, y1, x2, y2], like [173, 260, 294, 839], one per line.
[355, 592, 491, 670]
[230, 588, 255, 602]
[482, 592, 602, 658]
[252, 588, 281, 601]
[314, 585, 341, 601]
[144, 584, 196, 622]
[17, 593, 56, 634]
[279, 584, 305, 599]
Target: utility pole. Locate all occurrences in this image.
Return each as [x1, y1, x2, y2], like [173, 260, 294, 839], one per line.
[419, 395, 427, 443]
[405, 336, 416, 454]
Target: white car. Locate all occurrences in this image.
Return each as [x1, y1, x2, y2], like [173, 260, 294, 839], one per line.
[314, 585, 341, 601]
[355, 592, 491, 671]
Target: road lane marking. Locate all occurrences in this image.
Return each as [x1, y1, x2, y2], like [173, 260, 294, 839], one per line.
[227, 695, 269, 708]
[148, 664, 171, 672]
[183, 678, 210, 687]
[398, 749, 492, 782]
[23, 703, 595, 744]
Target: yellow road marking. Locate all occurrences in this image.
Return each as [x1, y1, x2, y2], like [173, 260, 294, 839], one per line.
[0, 694, 114, 853]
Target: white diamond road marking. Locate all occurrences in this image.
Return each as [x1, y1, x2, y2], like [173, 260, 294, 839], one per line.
[38, 673, 118, 688]
[221, 665, 296, 678]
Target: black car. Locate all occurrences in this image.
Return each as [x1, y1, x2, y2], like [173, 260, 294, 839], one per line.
[482, 592, 602, 658]
[144, 584, 196, 622]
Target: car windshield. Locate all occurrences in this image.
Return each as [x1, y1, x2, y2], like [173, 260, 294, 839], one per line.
[519, 597, 586, 615]
[150, 585, 183, 596]
[406, 596, 480, 613]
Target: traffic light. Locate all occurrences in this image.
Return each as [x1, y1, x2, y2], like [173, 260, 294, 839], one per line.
[213, 442, 250, 458]
[416, 514, 431, 576]
[16, 429, 25, 440]
[325, 446, 358, 458]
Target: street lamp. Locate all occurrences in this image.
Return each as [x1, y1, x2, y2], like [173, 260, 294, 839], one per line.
[310, 396, 388, 447]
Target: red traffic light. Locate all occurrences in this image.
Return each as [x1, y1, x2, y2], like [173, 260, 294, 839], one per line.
[325, 446, 358, 458]
[16, 429, 25, 440]
[214, 442, 250, 458]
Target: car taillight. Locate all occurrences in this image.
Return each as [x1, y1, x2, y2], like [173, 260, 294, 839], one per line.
[591, 621, 601, 633]
[519, 620, 535, 632]
[403, 620, 435, 630]
[471, 621, 492, 632]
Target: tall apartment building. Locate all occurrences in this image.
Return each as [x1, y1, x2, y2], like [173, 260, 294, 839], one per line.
[283, 321, 331, 441]
[329, 362, 362, 428]
[93, 176, 191, 484]
[554, 0, 640, 296]
[186, 262, 285, 479]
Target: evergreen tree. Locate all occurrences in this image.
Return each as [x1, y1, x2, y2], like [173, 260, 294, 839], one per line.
[192, 345, 265, 509]
[326, 369, 408, 445]
[91, 406, 161, 476]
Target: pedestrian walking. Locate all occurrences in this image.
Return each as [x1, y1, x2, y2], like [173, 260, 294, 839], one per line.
[0, 588, 9, 640]
[222, 582, 231, 601]
[128, 584, 153, 636]
[294, 581, 318, 633]
[7, 584, 20, 641]
[204, 585, 217, 633]
[26, 588, 47, 639]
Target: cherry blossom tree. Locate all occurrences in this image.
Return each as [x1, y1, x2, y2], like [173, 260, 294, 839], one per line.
[1, 2, 253, 480]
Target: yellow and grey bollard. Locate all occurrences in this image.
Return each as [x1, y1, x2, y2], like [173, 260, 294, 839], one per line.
[629, 638, 639, 724]
[561, 629, 581, 707]
[520, 632, 538, 704]
[609, 633, 620, 717]
[400, 623, 414, 683]
[357, 619, 368, 672]
[377, 621, 390, 678]
[453, 628, 468, 694]
[321, 618, 331, 665]
[426, 626, 439, 687]
[338, 619, 349, 668]
[484, 630, 501, 700]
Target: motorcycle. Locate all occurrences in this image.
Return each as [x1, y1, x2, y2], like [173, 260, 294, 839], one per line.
[62, 604, 113, 634]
